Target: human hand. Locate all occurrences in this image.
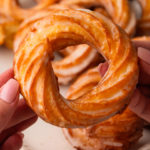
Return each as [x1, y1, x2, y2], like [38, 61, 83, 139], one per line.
[0, 69, 37, 150]
[98, 41, 150, 122]
[129, 41, 150, 122]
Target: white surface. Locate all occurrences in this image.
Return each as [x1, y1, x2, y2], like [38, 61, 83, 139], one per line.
[0, 46, 150, 150]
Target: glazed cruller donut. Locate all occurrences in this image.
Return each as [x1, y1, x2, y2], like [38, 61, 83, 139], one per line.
[63, 65, 143, 150]
[14, 9, 138, 127]
[0, 0, 59, 21]
[0, 0, 59, 48]
[60, 0, 138, 36]
[13, 8, 103, 85]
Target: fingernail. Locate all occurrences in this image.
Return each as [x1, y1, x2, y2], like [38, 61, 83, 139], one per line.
[0, 79, 19, 103]
[18, 132, 24, 138]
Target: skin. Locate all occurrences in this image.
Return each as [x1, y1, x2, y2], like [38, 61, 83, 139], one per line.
[129, 41, 150, 122]
[99, 41, 150, 123]
[0, 69, 37, 150]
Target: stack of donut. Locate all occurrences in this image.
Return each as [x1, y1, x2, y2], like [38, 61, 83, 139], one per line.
[0, 0, 150, 149]
[0, 0, 59, 48]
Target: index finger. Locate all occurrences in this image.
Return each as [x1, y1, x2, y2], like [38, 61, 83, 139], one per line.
[0, 68, 14, 88]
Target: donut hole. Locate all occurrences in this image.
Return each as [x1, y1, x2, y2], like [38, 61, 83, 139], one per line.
[53, 43, 105, 87]
[53, 43, 106, 99]
[58, 44, 105, 66]
[18, 0, 37, 8]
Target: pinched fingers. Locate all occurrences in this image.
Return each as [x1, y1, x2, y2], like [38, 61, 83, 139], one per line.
[0, 79, 19, 132]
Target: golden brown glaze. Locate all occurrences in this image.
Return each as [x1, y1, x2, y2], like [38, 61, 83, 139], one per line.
[58, 0, 137, 69]
[55, 0, 137, 84]
[14, 9, 138, 127]
[61, 0, 137, 36]
[138, 0, 150, 35]
[63, 66, 143, 150]
[58, 7, 109, 57]
[14, 8, 103, 85]
[66, 66, 101, 99]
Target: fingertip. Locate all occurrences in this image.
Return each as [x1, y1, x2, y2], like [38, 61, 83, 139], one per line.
[0, 79, 19, 104]
[0, 69, 14, 87]
[98, 62, 109, 77]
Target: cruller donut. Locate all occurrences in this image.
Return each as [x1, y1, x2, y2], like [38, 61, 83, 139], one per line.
[14, 9, 138, 127]
[63, 65, 143, 150]
[63, 108, 143, 150]
[0, 0, 58, 48]
[60, 0, 137, 36]
[13, 8, 102, 85]
[58, 0, 138, 70]
[0, 0, 59, 21]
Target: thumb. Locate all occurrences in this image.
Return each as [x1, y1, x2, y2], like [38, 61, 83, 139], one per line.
[0, 79, 19, 133]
